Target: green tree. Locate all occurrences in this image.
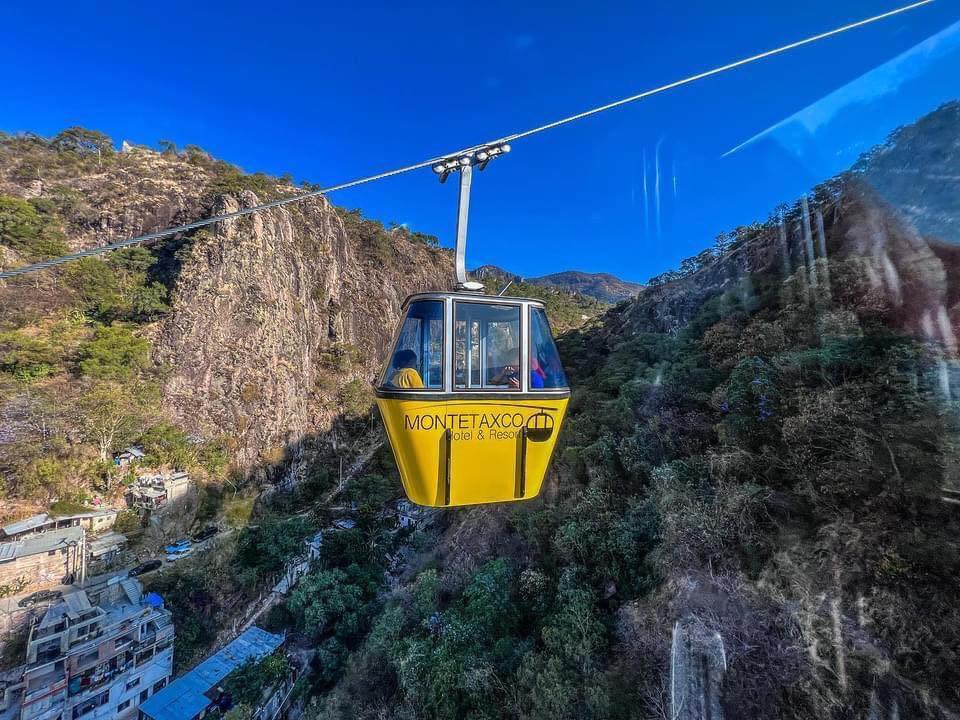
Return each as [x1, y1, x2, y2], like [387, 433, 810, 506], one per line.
[0, 331, 60, 381]
[113, 510, 141, 533]
[0, 196, 68, 260]
[0, 196, 42, 249]
[78, 326, 150, 381]
[235, 516, 313, 581]
[51, 127, 114, 165]
[519, 572, 610, 720]
[222, 653, 291, 708]
[392, 559, 523, 719]
[20, 457, 71, 502]
[77, 381, 152, 461]
[288, 568, 365, 640]
[64, 258, 125, 317]
[129, 282, 170, 320]
[140, 422, 194, 468]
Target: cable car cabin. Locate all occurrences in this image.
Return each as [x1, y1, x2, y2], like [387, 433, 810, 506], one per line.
[375, 292, 570, 507]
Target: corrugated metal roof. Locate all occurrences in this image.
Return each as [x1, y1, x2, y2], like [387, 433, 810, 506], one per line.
[0, 526, 83, 563]
[87, 532, 127, 556]
[63, 591, 92, 616]
[1, 513, 49, 536]
[140, 626, 283, 720]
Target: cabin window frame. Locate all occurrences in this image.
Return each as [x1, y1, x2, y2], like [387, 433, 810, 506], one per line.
[379, 299, 446, 392]
[452, 300, 527, 393]
[528, 306, 569, 390]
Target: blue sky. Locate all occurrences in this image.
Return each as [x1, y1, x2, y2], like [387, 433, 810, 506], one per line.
[1, 0, 958, 283]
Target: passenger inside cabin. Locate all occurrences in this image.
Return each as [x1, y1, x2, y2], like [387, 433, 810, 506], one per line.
[540, 351, 566, 388]
[490, 347, 521, 388]
[389, 349, 424, 389]
[530, 357, 546, 389]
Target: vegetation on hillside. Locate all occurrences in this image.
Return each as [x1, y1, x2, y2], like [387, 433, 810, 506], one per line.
[0, 128, 448, 515]
[294, 111, 960, 718]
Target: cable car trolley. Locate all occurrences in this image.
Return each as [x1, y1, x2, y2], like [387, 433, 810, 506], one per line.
[376, 292, 569, 507]
[376, 142, 569, 507]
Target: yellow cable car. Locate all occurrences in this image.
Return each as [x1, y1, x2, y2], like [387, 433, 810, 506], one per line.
[376, 142, 569, 506]
[375, 292, 570, 507]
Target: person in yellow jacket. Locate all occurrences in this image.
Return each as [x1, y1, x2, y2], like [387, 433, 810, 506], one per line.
[389, 349, 424, 389]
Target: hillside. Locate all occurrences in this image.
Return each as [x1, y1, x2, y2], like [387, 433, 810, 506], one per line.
[854, 99, 960, 243]
[528, 270, 643, 302]
[473, 264, 643, 303]
[0, 132, 454, 499]
[0, 131, 619, 498]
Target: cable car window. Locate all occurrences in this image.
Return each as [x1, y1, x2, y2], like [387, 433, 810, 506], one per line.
[454, 302, 521, 390]
[530, 307, 568, 389]
[382, 300, 444, 390]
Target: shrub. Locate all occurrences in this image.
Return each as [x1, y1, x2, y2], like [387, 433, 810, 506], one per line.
[0, 331, 60, 381]
[0, 195, 68, 260]
[78, 326, 150, 380]
[113, 510, 142, 533]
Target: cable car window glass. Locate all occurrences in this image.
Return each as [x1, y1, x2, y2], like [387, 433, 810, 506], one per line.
[530, 307, 568, 389]
[382, 300, 444, 390]
[454, 302, 521, 390]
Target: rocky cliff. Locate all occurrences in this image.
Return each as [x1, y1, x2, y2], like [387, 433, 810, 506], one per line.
[0, 136, 451, 471]
[154, 191, 449, 467]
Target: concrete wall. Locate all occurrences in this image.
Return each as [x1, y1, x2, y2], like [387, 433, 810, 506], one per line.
[0, 546, 79, 593]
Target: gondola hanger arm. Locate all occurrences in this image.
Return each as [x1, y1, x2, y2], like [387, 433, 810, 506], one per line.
[431, 143, 512, 292]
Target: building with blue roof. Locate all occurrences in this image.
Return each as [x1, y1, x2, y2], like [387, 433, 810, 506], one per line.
[139, 627, 283, 720]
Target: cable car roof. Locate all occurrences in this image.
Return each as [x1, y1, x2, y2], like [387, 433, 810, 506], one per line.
[402, 291, 548, 308]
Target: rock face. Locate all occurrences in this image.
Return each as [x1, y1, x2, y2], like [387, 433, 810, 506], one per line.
[602, 178, 960, 364]
[154, 191, 451, 467]
[855, 100, 960, 244]
[604, 101, 960, 346]
[0, 143, 212, 251]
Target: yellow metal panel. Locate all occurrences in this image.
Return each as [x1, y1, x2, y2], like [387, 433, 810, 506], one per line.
[376, 397, 568, 507]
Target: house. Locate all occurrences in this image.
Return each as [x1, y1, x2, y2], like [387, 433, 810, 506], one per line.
[128, 473, 192, 512]
[87, 533, 129, 566]
[114, 447, 146, 467]
[139, 627, 285, 720]
[0, 527, 85, 593]
[0, 578, 174, 720]
[390, 500, 433, 530]
[1, 511, 118, 543]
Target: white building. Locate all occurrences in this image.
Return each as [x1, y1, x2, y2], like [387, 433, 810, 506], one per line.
[0, 578, 174, 720]
[129, 473, 191, 511]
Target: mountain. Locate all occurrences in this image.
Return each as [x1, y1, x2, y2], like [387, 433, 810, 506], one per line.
[853, 99, 960, 243]
[527, 270, 644, 302]
[473, 264, 643, 302]
[0, 138, 451, 478]
[0, 133, 610, 509]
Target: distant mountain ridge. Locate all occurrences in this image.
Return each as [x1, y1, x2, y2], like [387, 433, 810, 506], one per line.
[472, 265, 643, 303]
[853, 99, 960, 243]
